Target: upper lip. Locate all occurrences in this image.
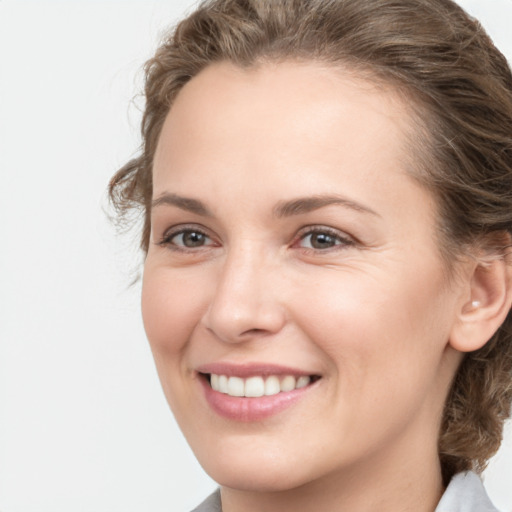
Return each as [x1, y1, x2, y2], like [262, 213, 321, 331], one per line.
[196, 362, 319, 378]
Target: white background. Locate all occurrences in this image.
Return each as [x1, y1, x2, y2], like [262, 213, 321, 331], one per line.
[1, 1, 511, 511]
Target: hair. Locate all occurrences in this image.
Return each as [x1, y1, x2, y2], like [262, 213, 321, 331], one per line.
[109, 0, 512, 483]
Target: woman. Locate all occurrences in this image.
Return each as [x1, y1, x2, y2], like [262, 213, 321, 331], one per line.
[109, 0, 512, 510]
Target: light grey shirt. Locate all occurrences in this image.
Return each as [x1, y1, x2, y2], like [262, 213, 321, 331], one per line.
[191, 471, 499, 512]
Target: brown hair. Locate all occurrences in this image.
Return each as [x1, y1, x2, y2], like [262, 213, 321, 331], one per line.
[109, 0, 512, 482]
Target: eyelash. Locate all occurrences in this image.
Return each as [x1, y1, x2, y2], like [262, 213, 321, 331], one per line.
[294, 226, 355, 252]
[158, 225, 215, 252]
[157, 225, 355, 253]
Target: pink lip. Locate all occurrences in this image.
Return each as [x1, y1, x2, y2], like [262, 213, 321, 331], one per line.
[196, 362, 314, 378]
[196, 363, 320, 422]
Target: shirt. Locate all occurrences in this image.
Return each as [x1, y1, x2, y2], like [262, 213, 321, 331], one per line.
[191, 471, 500, 512]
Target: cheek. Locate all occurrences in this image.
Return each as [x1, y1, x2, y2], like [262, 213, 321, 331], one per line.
[293, 263, 454, 399]
[141, 265, 209, 358]
[141, 264, 215, 419]
[288, 272, 453, 456]
[308, 259, 450, 342]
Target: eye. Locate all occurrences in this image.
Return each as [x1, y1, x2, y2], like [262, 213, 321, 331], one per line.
[296, 227, 354, 251]
[159, 227, 215, 250]
[173, 230, 210, 247]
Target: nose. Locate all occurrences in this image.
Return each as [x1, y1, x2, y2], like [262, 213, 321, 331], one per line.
[201, 244, 287, 344]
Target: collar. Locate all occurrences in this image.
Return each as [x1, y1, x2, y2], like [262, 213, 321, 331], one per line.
[435, 471, 498, 512]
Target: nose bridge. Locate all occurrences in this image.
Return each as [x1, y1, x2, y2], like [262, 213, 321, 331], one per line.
[203, 239, 285, 342]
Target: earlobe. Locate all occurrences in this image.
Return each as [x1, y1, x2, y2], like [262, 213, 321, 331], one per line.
[450, 255, 512, 353]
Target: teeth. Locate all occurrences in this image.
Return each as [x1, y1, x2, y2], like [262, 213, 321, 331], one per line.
[296, 375, 310, 389]
[281, 375, 296, 392]
[264, 375, 280, 396]
[227, 376, 245, 397]
[245, 376, 265, 397]
[209, 374, 312, 397]
[210, 374, 219, 391]
[218, 375, 228, 394]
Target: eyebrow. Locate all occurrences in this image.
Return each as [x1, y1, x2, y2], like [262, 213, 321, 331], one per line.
[151, 192, 379, 218]
[273, 194, 380, 218]
[151, 193, 213, 217]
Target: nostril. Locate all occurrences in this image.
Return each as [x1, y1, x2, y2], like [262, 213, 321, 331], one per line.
[202, 312, 286, 344]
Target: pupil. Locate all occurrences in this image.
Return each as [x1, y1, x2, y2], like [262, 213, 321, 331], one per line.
[312, 233, 334, 248]
[183, 231, 205, 247]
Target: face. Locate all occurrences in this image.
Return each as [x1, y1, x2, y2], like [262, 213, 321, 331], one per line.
[142, 62, 465, 491]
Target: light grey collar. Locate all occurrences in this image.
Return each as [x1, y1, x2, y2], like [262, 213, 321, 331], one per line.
[192, 471, 498, 512]
[191, 489, 221, 512]
[435, 471, 499, 512]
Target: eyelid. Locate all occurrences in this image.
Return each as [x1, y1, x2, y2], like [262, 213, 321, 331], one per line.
[155, 223, 356, 252]
[293, 225, 356, 250]
[157, 223, 217, 249]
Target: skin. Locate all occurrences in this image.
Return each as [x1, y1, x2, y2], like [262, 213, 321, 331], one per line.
[142, 61, 480, 512]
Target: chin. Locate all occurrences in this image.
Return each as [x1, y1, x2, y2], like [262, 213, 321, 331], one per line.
[206, 463, 310, 493]
[194, 442, 318, 492]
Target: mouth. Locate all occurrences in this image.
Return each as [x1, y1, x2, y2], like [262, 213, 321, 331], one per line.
[196, 363, 322, 421]
[201, 372, 321, 398]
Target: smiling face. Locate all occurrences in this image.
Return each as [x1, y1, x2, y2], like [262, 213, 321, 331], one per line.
[142, 61, 467, 494]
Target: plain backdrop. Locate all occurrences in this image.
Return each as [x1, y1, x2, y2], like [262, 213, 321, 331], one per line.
[1, 1, 511, 511]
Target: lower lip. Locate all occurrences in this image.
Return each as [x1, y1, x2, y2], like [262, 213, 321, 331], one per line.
[200, 376, 315, 422]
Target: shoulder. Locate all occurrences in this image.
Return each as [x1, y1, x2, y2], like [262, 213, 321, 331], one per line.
[190, 489, 222, 512]
[435, 471, 500, 512]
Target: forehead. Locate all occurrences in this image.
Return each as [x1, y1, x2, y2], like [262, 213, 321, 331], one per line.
[153, 60, 418, 184]
[151, 61, 434, 232]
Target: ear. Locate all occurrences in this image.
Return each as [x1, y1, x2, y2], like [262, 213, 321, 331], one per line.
[450, 252, 512, 353]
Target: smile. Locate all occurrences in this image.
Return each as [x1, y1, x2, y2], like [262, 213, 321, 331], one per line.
[209, 374, 312, 397]
[197, 366, 321, 422]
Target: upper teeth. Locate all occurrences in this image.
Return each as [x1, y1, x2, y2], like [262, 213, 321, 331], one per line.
[210, 374, 311, 397]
